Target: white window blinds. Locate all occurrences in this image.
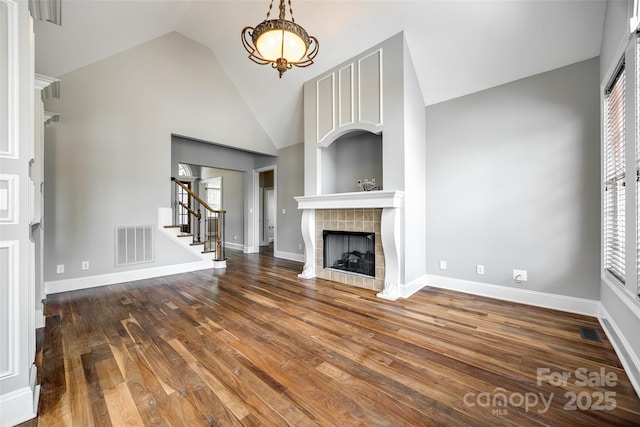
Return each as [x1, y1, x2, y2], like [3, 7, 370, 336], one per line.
[604, 63, 626, 284]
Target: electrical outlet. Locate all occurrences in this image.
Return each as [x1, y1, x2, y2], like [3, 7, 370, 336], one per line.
[476, 265, 485, 275]
[439, 260, 447, 270]
[513, 269, 527, 282]
[282, 208, 286, 214]
[233, 235, 238, 240]
[56, 264, 64, 274]
[82, 261, 89, 270]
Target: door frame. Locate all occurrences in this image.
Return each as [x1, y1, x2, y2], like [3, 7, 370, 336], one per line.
[250, 165, 277, 254]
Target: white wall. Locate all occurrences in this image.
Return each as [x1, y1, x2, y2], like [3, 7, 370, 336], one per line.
[43, 32, 277, 283]
[425, 57, 601, 301]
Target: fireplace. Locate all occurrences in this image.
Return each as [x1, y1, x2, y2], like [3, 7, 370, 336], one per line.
[295, 191, 404, 299]
[323, 230, 375, 277]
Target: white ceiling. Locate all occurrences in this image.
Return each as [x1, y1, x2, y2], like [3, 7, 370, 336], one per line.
[33, 1, 607, 149]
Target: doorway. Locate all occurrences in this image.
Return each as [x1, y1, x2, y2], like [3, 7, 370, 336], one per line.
[254, 167, 276, 256]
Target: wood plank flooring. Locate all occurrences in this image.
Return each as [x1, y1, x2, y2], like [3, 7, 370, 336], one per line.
[27, 248, 640, 426]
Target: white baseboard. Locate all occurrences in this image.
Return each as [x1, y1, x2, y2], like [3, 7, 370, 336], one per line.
[0, 366, 39, 427]
[423, 274, 600, 316]
[598, 303, 640, 398]
[402, 274, 429, 298]
[224, 241, 244, 251]
[45, 260, 212, 295]
[274, 250, 305, 263]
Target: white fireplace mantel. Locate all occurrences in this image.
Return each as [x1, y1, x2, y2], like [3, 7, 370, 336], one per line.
[295, 191, 404, 300]
[294, 190, 403, 210]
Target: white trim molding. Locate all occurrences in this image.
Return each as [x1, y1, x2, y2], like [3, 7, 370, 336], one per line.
[275, 250, 305, 263]
[357, 48, 383, 127]
[0, 174, 19, 224]
[0, 0, 19, 160]
[598, 304, 640, 397]
[45, 260, 213, 295]
[0, 366, 39, 427]
[316, 72, 336, 144]
[0, 240, 19, 380]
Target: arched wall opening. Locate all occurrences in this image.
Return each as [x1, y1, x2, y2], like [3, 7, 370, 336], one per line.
[320, 130, 383, 194]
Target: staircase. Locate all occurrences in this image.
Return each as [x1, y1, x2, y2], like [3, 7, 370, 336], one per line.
[159, 177, 227, 269]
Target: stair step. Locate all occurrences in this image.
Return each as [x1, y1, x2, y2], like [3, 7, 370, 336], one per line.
[177, 234, 193, 238]
[164, 225, 181, 229]
[202, 250, 217, 254]
[190, 242, 205, 246]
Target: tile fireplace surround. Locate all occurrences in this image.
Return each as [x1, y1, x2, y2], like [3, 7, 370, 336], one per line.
[295, 191, 404, 300]
[316, 208, 384, 291]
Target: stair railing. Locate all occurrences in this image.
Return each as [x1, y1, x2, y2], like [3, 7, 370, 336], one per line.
[172, 177, 226, 262]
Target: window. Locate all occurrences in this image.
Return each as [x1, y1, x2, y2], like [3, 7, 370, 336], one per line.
[205, 176, 222, 214]
[178, 163, 192, 177]
[604, 62, 626, 284]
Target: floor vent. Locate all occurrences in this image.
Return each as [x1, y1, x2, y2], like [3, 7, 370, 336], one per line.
[579, 326, 603, 343]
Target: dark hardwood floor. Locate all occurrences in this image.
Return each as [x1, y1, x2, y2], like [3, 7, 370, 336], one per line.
[24, 248, 640, 426]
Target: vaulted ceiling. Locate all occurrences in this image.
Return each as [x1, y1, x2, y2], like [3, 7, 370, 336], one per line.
[33, 1, 607, 149]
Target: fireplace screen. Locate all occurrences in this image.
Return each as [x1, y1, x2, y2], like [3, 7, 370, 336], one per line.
[323, 230, 375, 277]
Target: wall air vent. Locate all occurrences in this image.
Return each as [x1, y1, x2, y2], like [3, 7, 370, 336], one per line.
[115, 225, 153, 267]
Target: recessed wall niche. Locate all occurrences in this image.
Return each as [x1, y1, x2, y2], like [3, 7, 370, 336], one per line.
[320, 131, 382, 194]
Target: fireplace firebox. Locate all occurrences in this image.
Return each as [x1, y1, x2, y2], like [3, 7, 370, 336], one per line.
[323, 230, 375, 277]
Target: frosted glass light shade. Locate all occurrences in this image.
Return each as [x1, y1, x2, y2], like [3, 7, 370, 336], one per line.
[256, 28, 307, 63]
[241, 2, 319, 78]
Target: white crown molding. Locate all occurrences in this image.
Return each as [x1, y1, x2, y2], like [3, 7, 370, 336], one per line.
[33, 73, 58, 91]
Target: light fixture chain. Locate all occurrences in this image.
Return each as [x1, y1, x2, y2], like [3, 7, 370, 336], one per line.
[265, 0, 274, 20]
[288, 0, 295, 23]
[278, 0, 286, 20]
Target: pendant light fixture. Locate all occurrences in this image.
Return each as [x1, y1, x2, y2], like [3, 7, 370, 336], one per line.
[241, 0, 319, 78]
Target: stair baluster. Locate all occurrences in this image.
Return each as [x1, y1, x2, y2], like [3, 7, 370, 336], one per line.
[171, 177, 226, 263]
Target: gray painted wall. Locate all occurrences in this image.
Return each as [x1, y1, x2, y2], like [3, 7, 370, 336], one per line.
[43, 32, 276, 282]
[333, 132, 383, 193]
[171, 135, 265, 174]
[277, 143, 304, 256]
[425, 57, 601, 300]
